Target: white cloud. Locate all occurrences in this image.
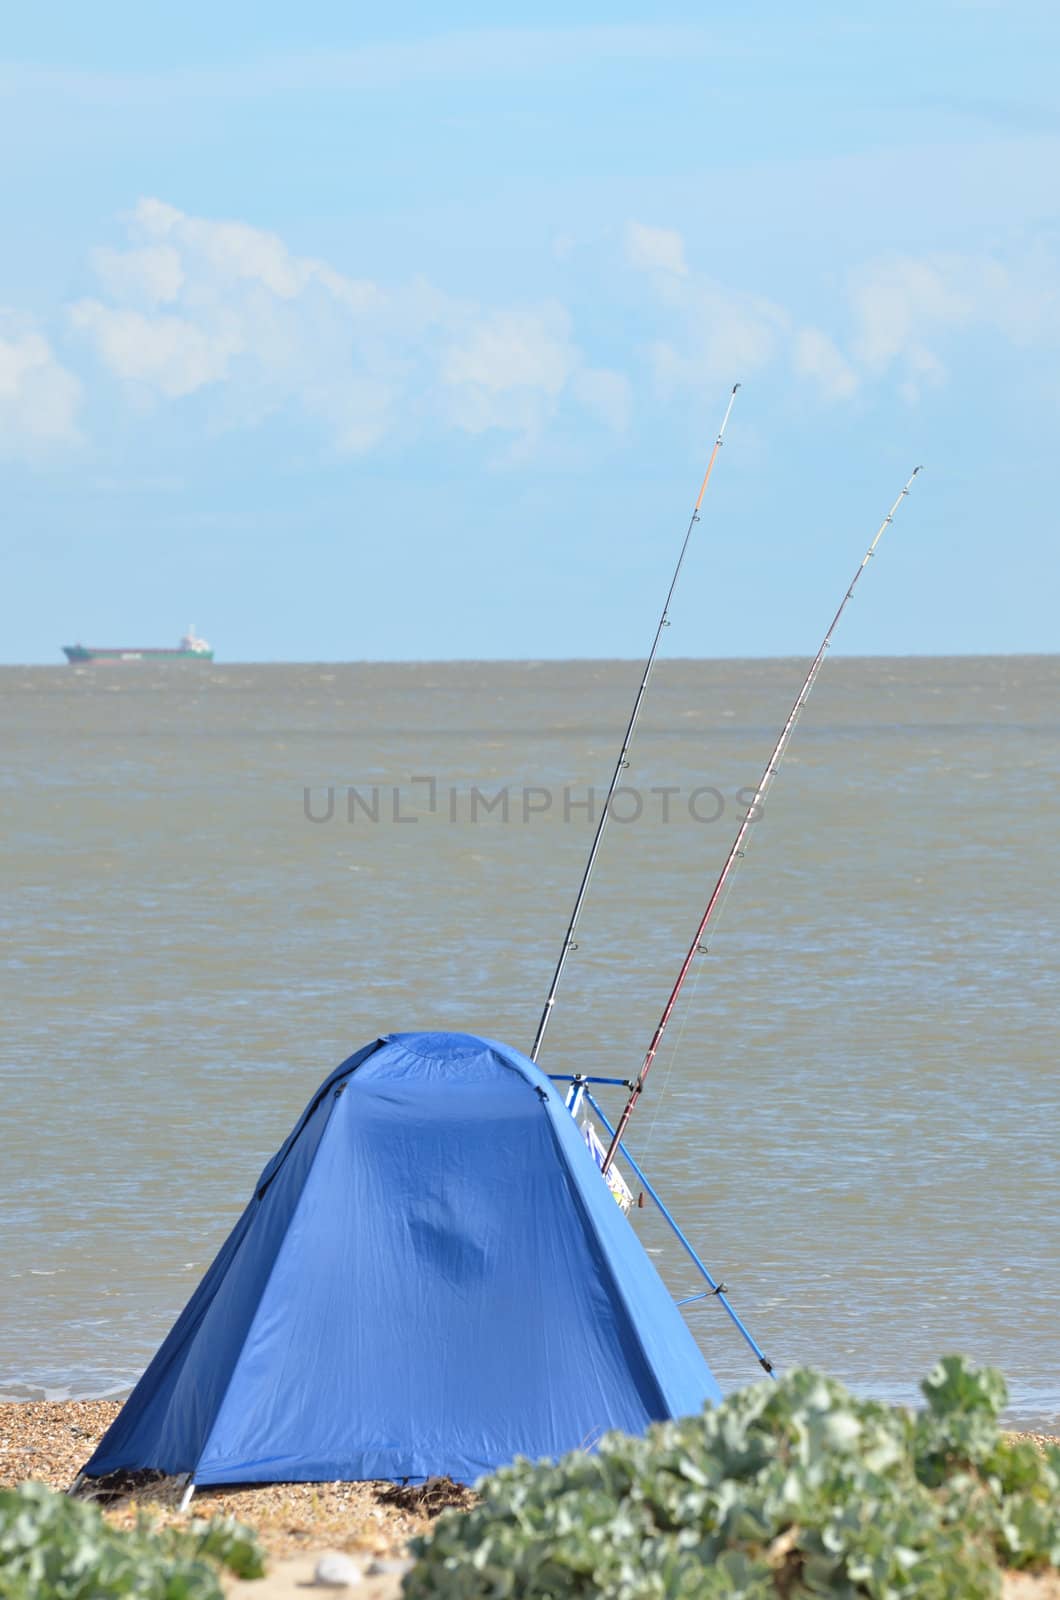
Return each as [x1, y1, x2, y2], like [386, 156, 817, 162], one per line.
[628, 220, 1060, 405]
[793, 327, 859, 401]
[31, 201, 1059, 462]
[625, 222, 688, 278]
[849, 256, 971, 375]
[442, 306, 574, 397]
[440, 306, 577, 438]
[626, 223, 796, 393]
[0, 313, 81, 457]
[847, 250, 1060, 395]
[69, 303, 236, 397]
[71, 199, 627, 452]
[139, 201, 310, 299]
[684, 281, 789, 379]
[92, 243, 185, 306]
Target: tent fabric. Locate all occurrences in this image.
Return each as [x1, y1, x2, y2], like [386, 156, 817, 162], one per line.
[84, 1032, 722, 1487]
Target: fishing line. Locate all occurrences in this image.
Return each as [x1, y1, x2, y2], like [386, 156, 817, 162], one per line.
[638, 936, 706, 1161]
[529, 384, 741, 1064]
[602, 466, 923, 1173]
[639, 847, 758, 1157]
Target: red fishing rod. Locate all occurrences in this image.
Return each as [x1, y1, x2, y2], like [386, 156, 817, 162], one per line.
[530, 384, 741, 1064]
[602, 465, 923, 1173]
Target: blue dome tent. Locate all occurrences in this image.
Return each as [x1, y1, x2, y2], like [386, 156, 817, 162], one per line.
[82, 1032, 721, 1489]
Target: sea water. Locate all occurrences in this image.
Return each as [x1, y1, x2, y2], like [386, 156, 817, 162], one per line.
[1, 658, 1057, 1425]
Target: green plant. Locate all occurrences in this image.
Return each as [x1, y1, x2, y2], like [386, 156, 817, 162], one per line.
[404, 1356, 1060, 1599]
[0, 1480, 264, 1599]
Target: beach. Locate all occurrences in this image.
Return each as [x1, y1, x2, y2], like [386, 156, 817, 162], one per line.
[0, 1400, 454, 1595]
[3, 1399, 1060, 1596]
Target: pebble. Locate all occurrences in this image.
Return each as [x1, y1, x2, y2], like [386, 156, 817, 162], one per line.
[367, 1557, 414, 1576]
[313, 1551, 363, 1587]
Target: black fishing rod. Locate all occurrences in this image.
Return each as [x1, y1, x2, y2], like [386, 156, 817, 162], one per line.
[602, 465, 923, 1171]
[528, 384, 741, 1064]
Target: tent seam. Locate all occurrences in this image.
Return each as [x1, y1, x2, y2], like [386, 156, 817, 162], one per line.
[538, 1100, 670, 1423]
[191, 1086, 351, 1482]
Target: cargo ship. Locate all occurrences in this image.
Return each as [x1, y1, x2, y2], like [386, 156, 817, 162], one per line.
[62, 626, 214, 664]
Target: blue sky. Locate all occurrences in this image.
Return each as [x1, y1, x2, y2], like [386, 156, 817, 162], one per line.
[3, 1, 1058, 661]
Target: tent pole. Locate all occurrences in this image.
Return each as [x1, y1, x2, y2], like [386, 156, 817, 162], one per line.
[585, 1091, 773, 1376]
[529, 385, 741, 1065]
[602, 466, 923, 1173]
[179, 1478, 196, 1513]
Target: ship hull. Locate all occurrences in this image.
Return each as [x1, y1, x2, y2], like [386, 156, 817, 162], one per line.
[62, 647, 215, 663]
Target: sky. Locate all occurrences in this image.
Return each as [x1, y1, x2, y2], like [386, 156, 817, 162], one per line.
[3, 1, 1058, 662]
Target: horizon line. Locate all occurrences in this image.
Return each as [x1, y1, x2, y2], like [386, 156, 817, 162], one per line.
[5, 649, 1058, 669]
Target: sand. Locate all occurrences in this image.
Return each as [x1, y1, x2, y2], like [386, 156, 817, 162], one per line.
[3, 1400, 1059, 1597]
[0, 1400, 465, 1594]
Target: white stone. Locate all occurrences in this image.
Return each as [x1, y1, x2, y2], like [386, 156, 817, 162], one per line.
[313, 1551, 363, 1587]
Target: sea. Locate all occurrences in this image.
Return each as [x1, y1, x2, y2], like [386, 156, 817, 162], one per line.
[2, 657, 1057, 1428]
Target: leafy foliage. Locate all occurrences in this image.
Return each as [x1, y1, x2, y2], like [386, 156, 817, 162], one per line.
[0, 1480, 264, 1600]
[405, 1356, 1060, 1599]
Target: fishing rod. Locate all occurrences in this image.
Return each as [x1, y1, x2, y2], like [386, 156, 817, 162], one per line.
[529, 383, 741, 1064]
[602, 465, 923, 1172]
